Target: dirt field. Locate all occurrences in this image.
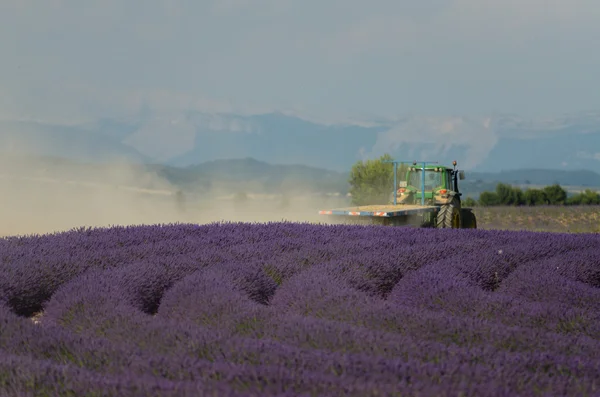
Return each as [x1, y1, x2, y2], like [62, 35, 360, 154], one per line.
[472, 205, 600, 233]
[0, 179, 350, 237]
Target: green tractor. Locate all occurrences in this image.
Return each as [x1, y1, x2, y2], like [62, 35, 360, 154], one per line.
[319, 160, 477, 229]
[389, 160, 477, 228]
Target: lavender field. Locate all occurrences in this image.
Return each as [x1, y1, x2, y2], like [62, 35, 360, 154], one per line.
[1, 222, 599, 396]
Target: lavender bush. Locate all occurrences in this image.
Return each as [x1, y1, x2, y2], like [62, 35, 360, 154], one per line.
[0, 222, 599, 396]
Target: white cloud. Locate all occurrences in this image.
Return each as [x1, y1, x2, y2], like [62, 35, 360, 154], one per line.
[369, 116, 498, 169]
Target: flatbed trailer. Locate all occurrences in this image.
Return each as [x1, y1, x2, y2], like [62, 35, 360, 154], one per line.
[318, 204, 441, 227]
[318, 204, 439, 217]
[319, 202, 477, 228]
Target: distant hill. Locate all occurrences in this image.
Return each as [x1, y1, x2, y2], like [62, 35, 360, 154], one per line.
[1, 155, 350, 196]
[3, 154, 600, 198]
[466, 168, 600, 187]
[148, 157, 350, 195]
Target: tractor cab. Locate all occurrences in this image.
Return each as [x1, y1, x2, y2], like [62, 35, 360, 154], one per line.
[407, 168, 447, 192]
[392, 162, 465, 206]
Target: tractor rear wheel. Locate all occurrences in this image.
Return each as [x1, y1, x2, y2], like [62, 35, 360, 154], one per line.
[461, 209, 477, 229]
[437, 197, 461, 229]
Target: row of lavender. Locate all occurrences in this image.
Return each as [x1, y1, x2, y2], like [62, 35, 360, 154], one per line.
[1, 222, 599, 396]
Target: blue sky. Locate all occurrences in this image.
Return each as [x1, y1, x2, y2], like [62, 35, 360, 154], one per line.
[1, 0, 599, 122]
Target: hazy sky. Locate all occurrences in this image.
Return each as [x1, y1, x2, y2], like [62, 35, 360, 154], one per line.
[1, 0, 599, 121]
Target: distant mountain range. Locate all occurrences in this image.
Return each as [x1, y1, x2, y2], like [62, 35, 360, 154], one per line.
[466, 169, 600, 187]
[2, 154, 599, 198]
[1, 110, 600, 173]
[151, 157, 350, 195]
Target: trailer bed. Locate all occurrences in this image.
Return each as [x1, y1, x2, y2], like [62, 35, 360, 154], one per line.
[319, 204, 439, 217]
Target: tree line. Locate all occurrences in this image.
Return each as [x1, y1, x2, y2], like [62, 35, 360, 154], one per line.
[464, 183, 600, 207]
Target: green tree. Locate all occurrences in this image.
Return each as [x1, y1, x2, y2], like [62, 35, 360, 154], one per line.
[478, 191, 501, 206]
[567, 189, 600, 205]
[524, 188, 547, 206]
[513, 188, 525, 205]
[396, 162, 409, 183]
[495, 183, 511, 205]
[348, 154, 395, 205]
[495, 183, 524, 206]
[463, 197, 477, 207]
[543, 184, 567, 205]
[580, 189, 600, 204]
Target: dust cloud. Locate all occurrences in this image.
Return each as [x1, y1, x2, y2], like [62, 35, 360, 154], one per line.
[0, 149, 350, 238]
